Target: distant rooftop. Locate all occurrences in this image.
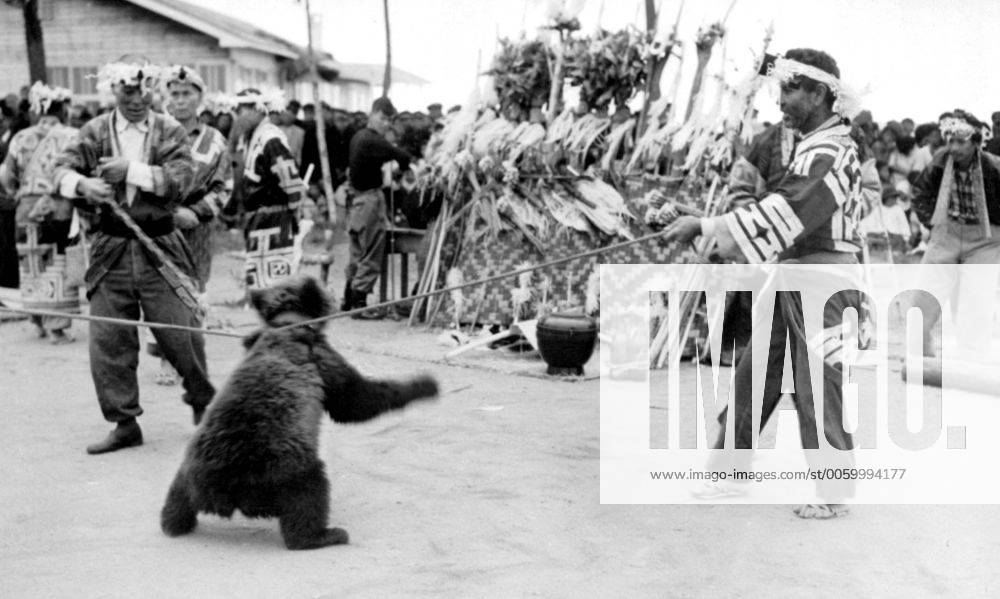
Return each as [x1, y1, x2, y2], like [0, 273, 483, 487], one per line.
[326, 62, 429, 87]
[125, 0, 427, 86]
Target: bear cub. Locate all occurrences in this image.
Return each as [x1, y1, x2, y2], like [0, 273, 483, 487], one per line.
[160, 275, 438, 549]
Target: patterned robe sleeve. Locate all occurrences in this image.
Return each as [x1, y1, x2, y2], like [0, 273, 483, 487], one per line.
[706, 143, 859, 263]
[187, 131, 231, 222]
[54, 120, 103, 199]
[147, 119, 194, 206]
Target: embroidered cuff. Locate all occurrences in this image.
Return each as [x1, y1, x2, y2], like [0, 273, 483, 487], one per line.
[59, 171, 84, 198]
[700, 217, 716, 238]
[126, 162, 155, 191]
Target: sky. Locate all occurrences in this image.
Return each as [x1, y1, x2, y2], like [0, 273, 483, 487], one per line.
[199, 0, 1000, 125]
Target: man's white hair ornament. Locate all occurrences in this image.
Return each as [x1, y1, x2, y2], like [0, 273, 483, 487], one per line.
[162, 65, 206, 93]
[28, 81, 72, 115]
[939, 113, 992, 143]
[232, 87, 287, 113]
[202, 92, 238, 115]
[93, 61, 163, 97]
[761, 54, 864, 119]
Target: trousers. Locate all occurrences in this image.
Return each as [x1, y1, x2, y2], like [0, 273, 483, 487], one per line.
[88, 238, 215, 423]
[916, 220, 1000, 358]
[345, 189, 387, 296]
[707, 252, 860, 501]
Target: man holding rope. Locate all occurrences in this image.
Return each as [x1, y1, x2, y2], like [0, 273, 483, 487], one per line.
[662, 48, 868, 519]
[53, 57, 215, 454]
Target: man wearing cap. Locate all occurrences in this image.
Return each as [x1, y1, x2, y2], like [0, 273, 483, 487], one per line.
[53, 58, 215, 454]
[343, 97, 413, 319]
[274, 102, 305, 167]
[146, 65, 230, 385]
[910, 109, 1000, 358]
[0, 82, 80, 343]
[427, 103, 443, 123]
[662, 48, 868, 519]
[232, 87, 308, 290]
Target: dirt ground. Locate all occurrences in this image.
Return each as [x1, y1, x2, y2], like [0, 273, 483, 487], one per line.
[2, 247, 999, 598]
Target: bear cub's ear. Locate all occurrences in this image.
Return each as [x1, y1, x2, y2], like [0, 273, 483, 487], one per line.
[298, 276, 332, 320]
[249, 287, 270, 316]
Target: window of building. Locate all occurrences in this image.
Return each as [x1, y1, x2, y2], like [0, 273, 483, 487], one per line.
[46, 67, 70, 89]
[197, 64, 227, 92]
[71, 67, 98, 95]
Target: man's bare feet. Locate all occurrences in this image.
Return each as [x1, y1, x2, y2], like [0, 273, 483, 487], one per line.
[793, 504, 849, 519]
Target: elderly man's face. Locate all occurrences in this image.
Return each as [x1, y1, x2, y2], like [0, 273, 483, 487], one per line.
[114, 84, 153, 123]
[779, 78, 825, 133]
[166, 81, 201, 123]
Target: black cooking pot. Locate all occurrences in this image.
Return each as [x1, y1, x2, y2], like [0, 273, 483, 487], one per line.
[536, 311, 598, 376]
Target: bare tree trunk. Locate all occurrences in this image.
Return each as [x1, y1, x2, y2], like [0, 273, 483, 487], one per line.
[22, 0, 47, 84]
[382, 0, 391, 96]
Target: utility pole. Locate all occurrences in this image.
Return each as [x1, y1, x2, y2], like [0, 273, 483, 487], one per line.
[382, 0, 392, 96]
[304, 0, 337, 226]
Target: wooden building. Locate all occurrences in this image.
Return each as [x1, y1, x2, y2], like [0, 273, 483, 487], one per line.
[0, 0, 337, 104]
[2, 0, 429, 111]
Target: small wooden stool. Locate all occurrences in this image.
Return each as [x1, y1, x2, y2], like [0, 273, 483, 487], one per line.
[380, 226, 425, 302]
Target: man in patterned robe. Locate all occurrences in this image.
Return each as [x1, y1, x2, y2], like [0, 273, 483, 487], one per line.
[53, 59, 215, 454]
[232, 88, 307, 290]
[0, 82, 79, 342]
[663, 48, 869, 519]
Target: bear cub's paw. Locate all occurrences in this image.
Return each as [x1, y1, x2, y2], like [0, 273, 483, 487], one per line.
[285, 527, 350, 550]
[408, 374, 440, 402]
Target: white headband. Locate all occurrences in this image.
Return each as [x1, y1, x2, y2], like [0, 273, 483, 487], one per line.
[28, 81, 72, 115]
[231, 87, 287, 113]
[202, 92, 237, 115]
[162, 64, 206, 93]
[766, 56, 864, 119]
[939, 116, 979, 140]
[93, 62, 163, 96]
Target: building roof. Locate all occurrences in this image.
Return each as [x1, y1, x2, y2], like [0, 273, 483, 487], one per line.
[326, 62, 428, 87]
[126, 0, 315, 60]
[123, 1, 428, 86]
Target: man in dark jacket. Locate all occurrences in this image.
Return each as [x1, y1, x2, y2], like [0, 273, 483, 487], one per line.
[910, 109, 1000, 358]
[343, 97, 412, 318]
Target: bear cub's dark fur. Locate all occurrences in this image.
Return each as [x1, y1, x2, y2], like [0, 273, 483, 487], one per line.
[160, 275, 438, 549]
